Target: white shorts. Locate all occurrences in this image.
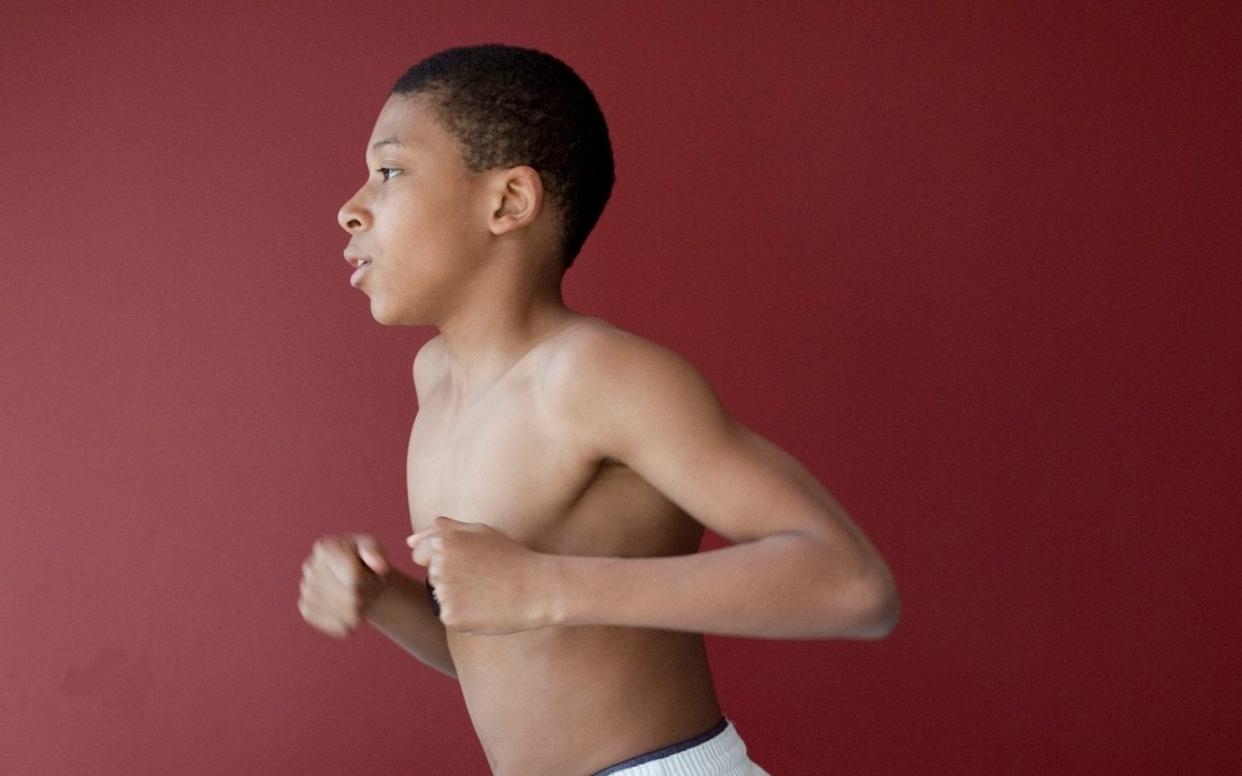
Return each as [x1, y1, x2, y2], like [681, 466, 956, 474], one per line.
[590, 718, 770, 776]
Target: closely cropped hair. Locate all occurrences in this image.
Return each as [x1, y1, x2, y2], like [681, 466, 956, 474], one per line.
[392, 44, 615, 270]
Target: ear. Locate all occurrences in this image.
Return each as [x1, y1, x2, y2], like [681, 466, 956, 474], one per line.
[487, 165, 545, 236]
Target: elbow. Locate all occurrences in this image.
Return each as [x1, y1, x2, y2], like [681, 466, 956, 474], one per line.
[837, 566, 900, 640]
[856, 570, 901, 639]
[800, 534, 900, 639]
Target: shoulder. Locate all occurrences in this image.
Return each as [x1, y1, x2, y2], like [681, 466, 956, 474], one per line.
[412, 335, 449, 400]
[542, 318, 699, 398]
[539, 319, 727, 453]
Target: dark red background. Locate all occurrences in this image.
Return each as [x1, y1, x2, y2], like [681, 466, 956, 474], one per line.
[2, 2, 1238, 773]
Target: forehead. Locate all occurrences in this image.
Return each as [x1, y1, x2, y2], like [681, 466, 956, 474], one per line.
[367, 93, 453, 156]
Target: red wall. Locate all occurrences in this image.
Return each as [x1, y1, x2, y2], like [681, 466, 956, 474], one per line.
[2, 2, 1238, 773]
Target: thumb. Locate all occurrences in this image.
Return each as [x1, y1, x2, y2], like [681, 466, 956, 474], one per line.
[433, 515, 467, 529]
[352, 535, 390, 576]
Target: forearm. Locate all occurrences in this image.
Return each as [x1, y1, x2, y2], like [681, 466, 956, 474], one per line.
[545, 531, 900, 640]
[363, 569, 457, 678]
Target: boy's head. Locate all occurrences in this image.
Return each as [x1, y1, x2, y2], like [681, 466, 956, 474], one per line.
[392, 44, 614, 271]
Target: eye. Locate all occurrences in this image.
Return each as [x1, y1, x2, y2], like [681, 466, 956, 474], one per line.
[377, 167, 401, 182]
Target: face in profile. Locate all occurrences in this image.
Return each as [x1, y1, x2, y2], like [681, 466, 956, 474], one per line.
[337, 93, 489, 325]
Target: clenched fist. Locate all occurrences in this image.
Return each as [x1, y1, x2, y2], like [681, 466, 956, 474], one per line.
[407, 516, 556, 634]
[298, 534, 391, 639]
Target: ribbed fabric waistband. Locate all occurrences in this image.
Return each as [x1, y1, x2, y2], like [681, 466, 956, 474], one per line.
[591, 718, 761, 776]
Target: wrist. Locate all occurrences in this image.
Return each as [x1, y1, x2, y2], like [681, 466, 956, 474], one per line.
[361, 568, 405, 623]
[536, 552, 570, 628]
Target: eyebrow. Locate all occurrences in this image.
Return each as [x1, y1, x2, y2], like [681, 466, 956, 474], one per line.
[370, 137, 408, 152]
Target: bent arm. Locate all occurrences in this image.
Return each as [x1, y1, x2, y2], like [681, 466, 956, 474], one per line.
[540, 327, 900, 640]
[364, 569, 457, 678]
[544, 530, 899, 639]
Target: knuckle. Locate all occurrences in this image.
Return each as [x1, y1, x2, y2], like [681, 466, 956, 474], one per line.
[315, 615, 338, 633]
[438, 606, 460, 629]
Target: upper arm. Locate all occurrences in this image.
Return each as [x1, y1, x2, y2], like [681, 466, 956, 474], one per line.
[541, 328, 870, 550]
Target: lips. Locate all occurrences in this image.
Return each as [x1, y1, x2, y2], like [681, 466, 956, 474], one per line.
[344, 249, 373, 288]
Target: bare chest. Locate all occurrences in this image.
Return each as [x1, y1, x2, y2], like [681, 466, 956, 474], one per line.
[405, 377, 595, 550]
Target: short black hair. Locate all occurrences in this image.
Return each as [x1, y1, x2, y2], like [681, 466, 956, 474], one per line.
[392, 44, 615, 271]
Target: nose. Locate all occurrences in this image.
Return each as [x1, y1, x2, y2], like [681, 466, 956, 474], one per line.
[337, 186, 371, 233]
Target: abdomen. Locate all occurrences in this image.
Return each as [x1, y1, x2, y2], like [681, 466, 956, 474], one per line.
[450, 624, 721, 775]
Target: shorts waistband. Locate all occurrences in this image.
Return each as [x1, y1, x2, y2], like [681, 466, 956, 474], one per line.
[590, 718, 729, 776]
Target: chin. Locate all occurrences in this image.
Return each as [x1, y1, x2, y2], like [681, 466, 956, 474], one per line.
[370, 303, 403, 326]
[370, 296, 426, 327]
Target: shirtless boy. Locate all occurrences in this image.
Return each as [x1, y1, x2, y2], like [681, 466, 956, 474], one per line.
[297, 44, 900, 776]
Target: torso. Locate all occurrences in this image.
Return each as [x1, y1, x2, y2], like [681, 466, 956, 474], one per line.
[406, 315, 722, 775]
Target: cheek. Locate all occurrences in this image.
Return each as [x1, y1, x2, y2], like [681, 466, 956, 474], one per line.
[418, 211, 483, 265]
[392, 195, 459, 247]
[379, 180, 483, 264]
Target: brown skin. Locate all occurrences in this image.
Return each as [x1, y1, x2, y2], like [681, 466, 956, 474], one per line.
[303, 92, 900, 775]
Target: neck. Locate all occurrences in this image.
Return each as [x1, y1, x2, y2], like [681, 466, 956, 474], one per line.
[434, 265, 577, 398]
